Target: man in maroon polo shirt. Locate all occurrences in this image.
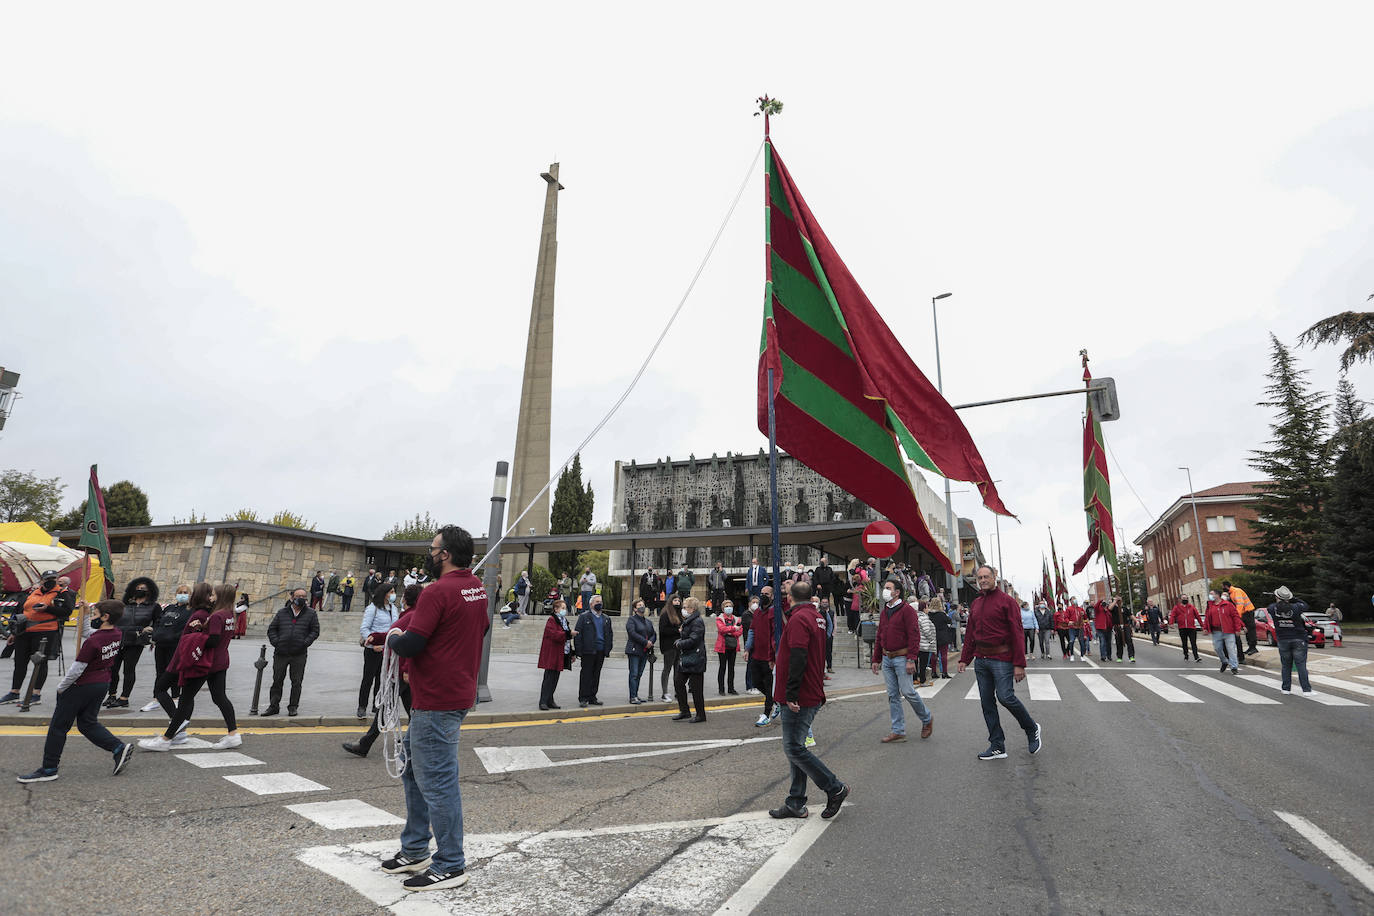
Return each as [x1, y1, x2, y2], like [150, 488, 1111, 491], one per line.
[768, 580, 849, 820]
[958, 565, 1041, 761]
[382, 525, 489, 893]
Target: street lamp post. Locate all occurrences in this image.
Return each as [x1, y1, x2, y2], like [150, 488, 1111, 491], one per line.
[931, 292, 957, 600]
[1179, 466, 1209, 605]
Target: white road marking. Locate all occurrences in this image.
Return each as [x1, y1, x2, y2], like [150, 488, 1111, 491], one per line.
[1307, 675, 1374, 698]
[1275, 811, 1374, 895]
[1082, 656, 1100, 669]
[1076, 674, 1129, 702]
[1305, 656, 1368, 674]
[286, 799, 405, 829]
[1128, 674, 1202, 703]
[223, 772, 329, 795]
[1027, 674, 1059, 701]
[297, 810, 824, 916]
[174, 751, 264, 768]
[1181, 675, 1280, 705]
[1238, 675, 1366, 707]
[1354, 676, 1374, 684]
[964, 682, 980, 700]
[714, 813, 832, 915]
[474, 737, 781, 774]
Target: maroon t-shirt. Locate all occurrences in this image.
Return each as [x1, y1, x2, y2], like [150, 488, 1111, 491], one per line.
[205, 610, 232, 672]
[73, 628, 123, 686]
[772, 602, 828, 708]
[404, 569, 488, 711]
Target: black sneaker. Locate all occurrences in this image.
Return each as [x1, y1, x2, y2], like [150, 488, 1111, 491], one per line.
[402, 868, 469, 892]
[112, 743, 134, 776]
[380, 852, 432, 874]
[17, 767, 59, 784]
[0, 691, 18, 704]
[768, 804, 808, 819]
[821, 783, 850, 819]
[1028, 724, 1043, 755]
[978, 747, 1008, 761]
[342, 741, 370, 758]
[589, 698, 603, 706]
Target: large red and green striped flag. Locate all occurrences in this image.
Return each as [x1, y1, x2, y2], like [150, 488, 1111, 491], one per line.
[1049, 527, 1068, 601]
[1071, 360, 1118, 575]
[758, 139, 1011, 573]
[1042, 555, 1054, 607]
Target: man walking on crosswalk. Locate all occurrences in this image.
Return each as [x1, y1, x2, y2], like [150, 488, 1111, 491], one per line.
[958, 565, 1041, 761]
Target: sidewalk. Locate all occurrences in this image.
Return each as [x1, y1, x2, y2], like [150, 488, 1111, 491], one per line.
[0, 630, 893, 729]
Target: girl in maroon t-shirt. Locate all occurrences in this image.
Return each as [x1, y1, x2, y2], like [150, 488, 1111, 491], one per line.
[139, 583, 241, 752]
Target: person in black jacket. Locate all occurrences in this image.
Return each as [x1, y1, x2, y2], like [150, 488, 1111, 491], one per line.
[106, 577, 159, 709]
[573, 596, 614, 707]
[262, 588, 320, 716]
[658, 597, 683, 702]
[145, 584, 192, 713]
[672, 597, 708, 722]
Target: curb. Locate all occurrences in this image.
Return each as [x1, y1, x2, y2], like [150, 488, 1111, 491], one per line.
[1151, 631, 1275, 670]
[0, 683, 884, 730]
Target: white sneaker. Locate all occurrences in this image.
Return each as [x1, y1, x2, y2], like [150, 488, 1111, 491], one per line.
[138, 736, 174, 752]
[139, 700, 161, 712]
[754, 713, 769, 727]
[170, 731, 189, 746]
[175, 720, 188, 735]
[213, 733, 242, 750]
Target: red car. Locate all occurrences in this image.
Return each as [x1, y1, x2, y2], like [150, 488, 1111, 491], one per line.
[1253, 607, 1324, 647]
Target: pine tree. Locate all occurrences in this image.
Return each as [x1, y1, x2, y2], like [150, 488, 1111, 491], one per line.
[1246, 335, 1330, 600]
[549, 454, 594, 576]
[1314, 378, 1374, 620]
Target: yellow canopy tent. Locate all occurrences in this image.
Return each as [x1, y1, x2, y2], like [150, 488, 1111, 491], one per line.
[0, 520, 107, 603]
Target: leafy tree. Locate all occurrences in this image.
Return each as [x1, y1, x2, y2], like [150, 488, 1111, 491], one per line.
[48, 479, 150, 530]
[1113, 547, 1146, 611]
[1208, 571, 1267, 603]
[229, 508, 260, 522]
[382, 512, 440, 541]
[548, 454, 594, 577]
[268, 509, 315, 531]
[1246, 335, 1330, 600]
[0, 469, 65, 526]
[1314, 378, 1374, 621]
[1299, 294, 1374, 372]
[577, 549, 620, 611]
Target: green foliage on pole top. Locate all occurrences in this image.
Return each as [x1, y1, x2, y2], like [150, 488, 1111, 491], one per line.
[1246, 335, 1330, 601]
[50, 479, 151, 530]
[755, 96, 784, 117]
[0, 468, 65, 527]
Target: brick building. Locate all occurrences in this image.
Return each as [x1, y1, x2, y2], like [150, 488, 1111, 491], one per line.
[1133, 481, 1268, 609]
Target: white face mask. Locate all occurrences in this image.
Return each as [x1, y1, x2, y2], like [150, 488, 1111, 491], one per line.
[882, 589, 894, 603]
[749, 602, 759, 611]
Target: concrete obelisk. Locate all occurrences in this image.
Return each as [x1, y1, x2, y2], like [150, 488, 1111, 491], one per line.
[503, 163, 564, 592]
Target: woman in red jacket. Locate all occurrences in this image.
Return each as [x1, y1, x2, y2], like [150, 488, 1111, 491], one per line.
[1169, 596, 1203, 662]
[713, 601, 743, 696]
[538, 599, 574, 710]
[1204, 591, 1243, 674]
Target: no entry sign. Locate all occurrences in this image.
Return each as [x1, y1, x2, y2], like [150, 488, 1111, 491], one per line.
[862, 520, 900, 558]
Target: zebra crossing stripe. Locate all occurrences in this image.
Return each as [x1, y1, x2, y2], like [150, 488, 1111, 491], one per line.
[964, 682, 980, 700]
[1075, 674, 1129, 702]
[1128, 674, 1201, 703]
[1181, 674, 1279, 704]
[1306, 674, 1374, 699]
[1027, 674, 1059, 701]
[1237, 674, 1366, 707]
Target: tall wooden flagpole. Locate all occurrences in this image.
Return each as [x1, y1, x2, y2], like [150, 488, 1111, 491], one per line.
[760, 94, 784, 644]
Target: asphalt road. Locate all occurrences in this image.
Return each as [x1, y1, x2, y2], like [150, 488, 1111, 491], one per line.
[2, 639, 1371, 915]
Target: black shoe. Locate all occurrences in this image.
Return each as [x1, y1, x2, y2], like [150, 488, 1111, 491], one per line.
[260, 706, 280, 716]
[589, 698, 603, 706]
[287, 708, 298, 717]
[356, 706, 367, 719]
[402, 867, 469, 891]
[727, 690, 740, 695]
[109, 698, 129, 708]
[539, 704, 550, 711]
[342, 741, 371, 758]
[16, 767, 59, 784]
[768, 804, 808, 819]
[1219, 662, 1227, 673]
[112, 743, 134, 776]
[1246, 647, 1259, 656]
[579, 701, 589, 708]
[547, 703, 561, 710]
[821, 783, 850, 819]
[691, 715, 707, 723]
[380, 852, 431, 874]
[671, 712, 692, 721]
[102, 696, 117, 708]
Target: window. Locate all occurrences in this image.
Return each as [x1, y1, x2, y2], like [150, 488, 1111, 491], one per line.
[1148, 574, 1158, 589]
[1146, 547, 1154, 563]
[1211, 551, 1243, 569]
[1182, 555, 1197, 574]
[1178, 521, 1191, 541]
[1206, 516, 1237, 533]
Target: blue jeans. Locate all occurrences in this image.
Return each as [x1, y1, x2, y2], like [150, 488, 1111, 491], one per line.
[880, 655, 931, 735]
[1068, 628, 1081, 655]
[1097, 630, 1112, 660]
[1277, 639, 1311, 692]
[972, 657, 1037, 751]
[779, 704, 841, 811]
[1210, 631, 1237, 670]
[628, 654, 647, 699]
[400, 709, 469, 874]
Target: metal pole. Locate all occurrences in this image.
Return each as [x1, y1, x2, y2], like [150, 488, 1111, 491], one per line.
[1180, 467, 1210, 603]
[196, 527, 215, 582]
[994, 513, 1006, 594]
[477, 461, 510, 703]
[931, 294, 959, 603]
[249, 645, 268, 715]
[767, 366, 783, 645]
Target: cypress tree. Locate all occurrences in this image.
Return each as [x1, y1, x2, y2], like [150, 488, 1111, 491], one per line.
[1315, 378, 1374, 620]
[549, 454, 593, 576]
[1246, 335, 1330, 601]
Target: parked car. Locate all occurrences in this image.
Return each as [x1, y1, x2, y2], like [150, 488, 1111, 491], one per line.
[1303, 613, 1342, 646]
[1254, 608, 1324, 647]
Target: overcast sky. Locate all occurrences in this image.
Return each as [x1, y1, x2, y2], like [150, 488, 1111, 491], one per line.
[3, 2, 1372, 596]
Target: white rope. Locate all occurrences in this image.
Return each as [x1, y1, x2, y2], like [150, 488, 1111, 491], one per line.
[472, 139, 767, 575]
[377, 636, 407, 779]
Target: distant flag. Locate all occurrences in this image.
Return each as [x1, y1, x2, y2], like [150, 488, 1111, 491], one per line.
[759, 136, 1012, 573]
[77, 464, 113, 595]
[1042, 554, 1054, 608]
[1049, 527, 1068, 601]
[1072, 355, 1119, 576]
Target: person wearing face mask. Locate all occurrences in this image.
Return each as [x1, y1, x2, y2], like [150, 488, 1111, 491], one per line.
[959, 565, 1040, 762]
[141, 582, 242, 752]
[344, 585, 421, 756]
[870, 578, 934, 742]
[1203, 590, 1242, 674]
[262, 587, 320, 716]
[17, 599, 134, 783]
[573, 595, 614, 707]
[740, 598, 756, 692]
[713, 600, 742, 696]
[357, 584, 400, 718]
[658, 596, 683, 702]
[1034, 602, 1055, 660]
[625, 600, 657, 704]
[142, 584, 193, 713]
[537, 599, 575, 710]
[749, 586, 780, 727]
[3, 570, 77, 708]
[102, 577, 160, 709]
[672, 597, 708, 722]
